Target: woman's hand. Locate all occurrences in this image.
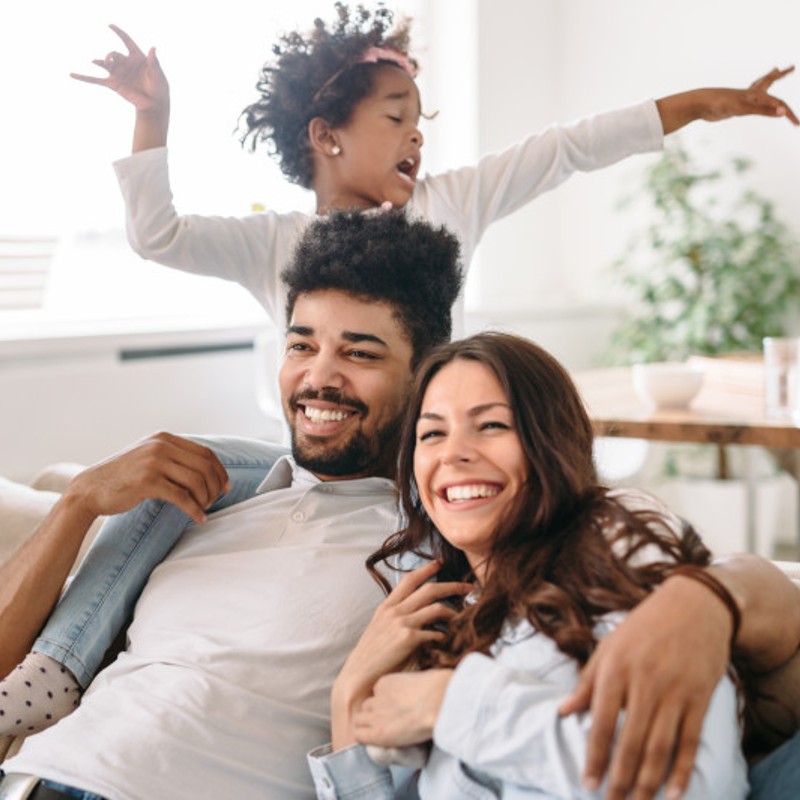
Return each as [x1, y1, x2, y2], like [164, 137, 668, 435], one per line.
[70, 24, 170, 151]
[657, 65, 798, 134]
[355, 669, 454, 748]
[331, 560, 470, 749]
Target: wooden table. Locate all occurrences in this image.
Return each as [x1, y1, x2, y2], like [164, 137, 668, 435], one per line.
[573, 366, 800, 449]
[572, 365, 800, 554]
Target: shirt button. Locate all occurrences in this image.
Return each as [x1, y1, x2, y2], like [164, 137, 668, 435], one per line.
[291, 511, 305, 522]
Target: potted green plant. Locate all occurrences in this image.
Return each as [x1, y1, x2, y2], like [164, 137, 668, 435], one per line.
[603, 143, 800, 557]
[606, 143, 800, 366]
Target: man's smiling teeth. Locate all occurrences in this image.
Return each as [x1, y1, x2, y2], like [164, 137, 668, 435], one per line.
[303, 406, 350, 423]
[445, 484, 499, 502]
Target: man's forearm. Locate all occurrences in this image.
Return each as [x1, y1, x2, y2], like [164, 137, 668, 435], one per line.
[708, 553, 800, 671]
[0, 495, 96, 676]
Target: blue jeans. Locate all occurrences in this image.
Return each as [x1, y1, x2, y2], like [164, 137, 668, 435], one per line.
[748, 728, 800, 798]
[33, 435, 286, 688]
[0, 774, 108, 800]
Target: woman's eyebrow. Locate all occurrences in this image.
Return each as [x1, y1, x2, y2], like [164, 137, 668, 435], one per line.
[418, 402, 511, 422]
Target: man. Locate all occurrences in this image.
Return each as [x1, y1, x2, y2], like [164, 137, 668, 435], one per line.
[1, 211, 799, 799]
[0, 210, 462, 798]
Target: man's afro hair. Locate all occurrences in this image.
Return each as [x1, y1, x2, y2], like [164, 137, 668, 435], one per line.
[282, 209, 462, 365]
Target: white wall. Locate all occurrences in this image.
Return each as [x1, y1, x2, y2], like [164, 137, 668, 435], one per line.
[456, 0, 800, 343]
[3, 1, 799, 479]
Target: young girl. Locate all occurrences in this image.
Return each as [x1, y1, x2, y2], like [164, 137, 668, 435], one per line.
[1, 1, 794, 736]
[309, 331, 749, 798]
[71, 5, 795, 341]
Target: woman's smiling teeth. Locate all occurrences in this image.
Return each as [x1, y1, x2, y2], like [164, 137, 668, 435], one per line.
[444, 484, 500, 502]
[303, 406, 350, 423]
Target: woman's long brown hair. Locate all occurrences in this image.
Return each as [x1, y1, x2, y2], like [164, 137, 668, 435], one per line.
[367, 332, 712, 669]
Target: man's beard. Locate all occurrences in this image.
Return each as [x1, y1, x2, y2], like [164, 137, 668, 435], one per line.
[288, 389, 401, 478]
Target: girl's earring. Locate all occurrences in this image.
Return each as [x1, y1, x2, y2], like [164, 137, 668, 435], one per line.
[331, 145, 341, 156]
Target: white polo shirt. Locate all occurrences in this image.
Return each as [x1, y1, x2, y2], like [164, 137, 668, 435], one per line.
[8, 457, 401, 800]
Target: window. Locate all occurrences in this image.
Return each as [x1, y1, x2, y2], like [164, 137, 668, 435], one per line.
[1, 0, 428, 331]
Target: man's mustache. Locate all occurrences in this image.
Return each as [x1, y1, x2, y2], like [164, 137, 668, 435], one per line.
[289, 388, 369, 417]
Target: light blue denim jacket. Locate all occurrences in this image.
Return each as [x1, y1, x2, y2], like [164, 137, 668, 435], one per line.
[307, 613, 748, 799]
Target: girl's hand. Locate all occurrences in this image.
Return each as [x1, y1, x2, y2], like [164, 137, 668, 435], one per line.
[71, 24, 169, 115]
[657, 65, 798, 134]
[354, 669, 454, 748]
[331, 560, 470, 749]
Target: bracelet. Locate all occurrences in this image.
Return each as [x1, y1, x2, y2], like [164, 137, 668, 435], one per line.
[669, 564, 742, 649]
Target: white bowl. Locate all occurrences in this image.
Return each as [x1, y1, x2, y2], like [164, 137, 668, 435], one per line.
[632, 362, 705, 409]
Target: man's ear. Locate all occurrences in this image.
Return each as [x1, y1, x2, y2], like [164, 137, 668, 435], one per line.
[308, 117, 340, 157]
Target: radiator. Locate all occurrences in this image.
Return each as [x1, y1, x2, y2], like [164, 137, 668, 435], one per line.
[0, 324, 281, 483]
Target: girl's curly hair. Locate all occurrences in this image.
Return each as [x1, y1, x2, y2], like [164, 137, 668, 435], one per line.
[239, 3, 416, 189]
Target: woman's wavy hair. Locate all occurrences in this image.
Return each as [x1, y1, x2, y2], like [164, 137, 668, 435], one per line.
[367, 332, 713, 669]
[239, 2, 416, 188]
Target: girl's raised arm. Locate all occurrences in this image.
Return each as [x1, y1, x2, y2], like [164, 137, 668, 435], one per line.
[70, 24, 170, 153]
[656, 66, 798, 135]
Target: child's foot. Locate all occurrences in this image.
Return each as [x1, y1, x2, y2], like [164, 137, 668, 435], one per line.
[0, 652, 81, 735]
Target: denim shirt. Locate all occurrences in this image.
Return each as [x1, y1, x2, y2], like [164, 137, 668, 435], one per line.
[307, 485, 750, 800]
[308, 612, 747, 799]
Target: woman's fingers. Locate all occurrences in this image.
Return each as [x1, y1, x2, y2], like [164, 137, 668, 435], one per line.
[385, 562, 471, 610]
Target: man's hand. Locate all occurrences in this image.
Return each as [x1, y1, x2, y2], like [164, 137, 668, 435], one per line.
[558, 575, 733, 800]
[0, 432, 227, 675]
[657, 65, 798, 134]
[353, 669, 454, 748]
[64, 431, 230, 525]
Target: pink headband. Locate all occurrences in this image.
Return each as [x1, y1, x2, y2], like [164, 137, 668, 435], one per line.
[313, 45, 417, 102]
[358, 46, 417, 78]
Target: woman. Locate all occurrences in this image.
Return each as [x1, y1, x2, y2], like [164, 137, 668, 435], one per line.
[308, 331, 748, 798]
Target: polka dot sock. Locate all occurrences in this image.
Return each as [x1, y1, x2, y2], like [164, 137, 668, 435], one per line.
[0, 652, 81, 735]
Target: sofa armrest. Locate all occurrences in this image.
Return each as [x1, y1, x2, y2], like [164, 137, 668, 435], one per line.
[0, 467, 102, 573]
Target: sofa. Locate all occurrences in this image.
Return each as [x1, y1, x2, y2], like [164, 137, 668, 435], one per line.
[0, 464, 105, 571]
[1, 467, 800, 768]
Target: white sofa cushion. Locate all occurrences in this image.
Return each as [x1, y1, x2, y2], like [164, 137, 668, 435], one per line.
[0, 477, 62, 566]
[0, 465, 102, 572]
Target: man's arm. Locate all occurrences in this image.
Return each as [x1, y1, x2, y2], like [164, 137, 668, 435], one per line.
[0, 494, 98, 676]
[0, 432, 229, 677]
[560, 554, 800, 800]
[350, 555, 800, 799]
